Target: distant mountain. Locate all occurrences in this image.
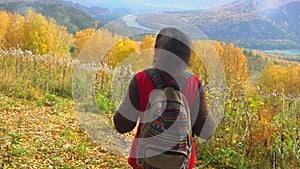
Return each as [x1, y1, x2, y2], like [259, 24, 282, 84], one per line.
[263, 1, 300, 42]
[62, 1, 111, 16]
[62, 1, 130, 23]
[171, 0, 300, 50]
[86, 0, 299, 50]
[1, 0, 298, 50]
[0, 0, 102, 34]
[90, 8, 129, 23]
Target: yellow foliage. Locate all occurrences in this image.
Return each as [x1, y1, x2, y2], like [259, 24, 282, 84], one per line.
[0, 9, 72, 58]
[73, 28, 96, 57]
[77, 29, 117, 64]
[140, 34, 155, 50]
[48, 19, 73, 58]
[190, 40, 217, 82]
[135, 35, 156, 71]
[0, 11, 10, 47]
[105, 37, 137, 68]
[259, 62, 300, 95]
[24, 9, 51, 55]
[190, 40, 249, 86]
[5, 13, 26, 49]
[189, 49, 207, 81]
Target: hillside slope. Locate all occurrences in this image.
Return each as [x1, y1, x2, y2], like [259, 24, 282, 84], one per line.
[174, 0, 300, 50]
[0, 0, 101, 34]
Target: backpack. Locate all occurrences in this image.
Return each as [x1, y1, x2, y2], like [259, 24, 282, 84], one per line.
[137, 69, 192, 169]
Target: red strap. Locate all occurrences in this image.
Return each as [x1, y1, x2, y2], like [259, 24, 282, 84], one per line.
[183, 75, 199, 111]
[136, 71, 155, 112]
[127, 71, 155, 169]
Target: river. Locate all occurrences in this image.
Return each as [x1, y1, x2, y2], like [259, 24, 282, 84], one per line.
[122, 14, 300, 57]
[122, 14, 153, 31]
[263, 49, 300, 56]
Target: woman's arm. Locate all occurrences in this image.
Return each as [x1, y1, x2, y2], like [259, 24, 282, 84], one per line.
[192, 81, 216, 140]
[113, 77, 140, 134]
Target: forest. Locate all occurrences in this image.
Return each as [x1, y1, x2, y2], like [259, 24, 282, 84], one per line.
[0, 9, 299, 168]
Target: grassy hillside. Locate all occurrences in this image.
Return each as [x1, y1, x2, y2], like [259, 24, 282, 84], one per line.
[0, 3, 299, 168]
[0, 93, 130, 168]
[0, 1, 100, 34]
[0, 43, 299, 168]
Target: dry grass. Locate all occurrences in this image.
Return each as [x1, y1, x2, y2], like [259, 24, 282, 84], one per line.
[0, 93, 130, 169]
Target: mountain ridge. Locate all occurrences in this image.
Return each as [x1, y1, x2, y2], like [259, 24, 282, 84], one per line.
[172, 0, 300, 50]
[0, 0, 299, 50]
[0, 0, 103, 33]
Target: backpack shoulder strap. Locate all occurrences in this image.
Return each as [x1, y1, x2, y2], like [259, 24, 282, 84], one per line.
[178, 72, 193, 91]
[144, 69, 195, 91]
[144, 68, 179, 90]
[144, 68, 165, 89]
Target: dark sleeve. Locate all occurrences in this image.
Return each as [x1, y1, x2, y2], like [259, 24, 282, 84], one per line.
[192, 80, 216, 140]
[113, 76, 140, 134]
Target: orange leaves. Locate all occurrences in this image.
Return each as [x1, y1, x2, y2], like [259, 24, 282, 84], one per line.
[251, 111, 275, 147]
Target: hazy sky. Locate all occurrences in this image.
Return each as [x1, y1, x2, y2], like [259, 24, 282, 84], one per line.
[69, 0, 238, 11]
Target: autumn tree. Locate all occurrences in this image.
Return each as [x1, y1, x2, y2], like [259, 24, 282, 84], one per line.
[22, 9, 72, 57]
[105, 37, 137, 68]
[77, 29, 118, 64]
[1, 9, 72, 57]
[23, 9, 52, 55]
[73, 28, 96, 57]
[137, 34, 155, 71]
[4, 13, 26, 49]
[140, 34, 155, 50]
[189, 40, 210, 82]
[47, 18, 73, 58]
[259, 62, 300, 96]
[0, 11, 10, 48]
[215, 42, 250, 87]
